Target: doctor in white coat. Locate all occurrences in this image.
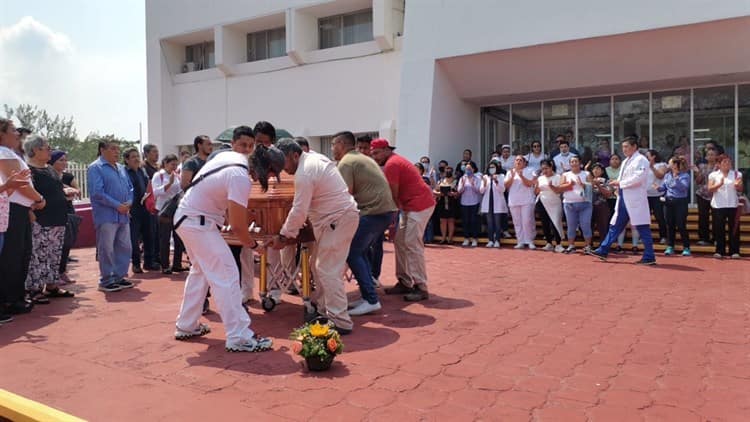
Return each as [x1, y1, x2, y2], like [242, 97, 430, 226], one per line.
[588, 136, 656, 264]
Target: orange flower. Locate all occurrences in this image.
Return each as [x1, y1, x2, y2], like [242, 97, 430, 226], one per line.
[292, 341, 303, 355]
[327, 338, 338, 353]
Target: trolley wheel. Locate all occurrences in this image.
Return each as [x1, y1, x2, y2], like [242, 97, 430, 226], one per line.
[261, 297, 276, 312]
[303, 302, 318, 323]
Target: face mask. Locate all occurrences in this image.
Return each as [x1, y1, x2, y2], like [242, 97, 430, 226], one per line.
[422, 161, 429, 166]
[438, 165, 446, 172]
[445, 171, 453, 178]
[465, 168, 473, 176]
[460, 164, 466, 171]
[488, 167, 497, 175]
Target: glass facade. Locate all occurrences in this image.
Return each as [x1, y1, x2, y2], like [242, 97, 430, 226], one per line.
[480, 83, 750, 200]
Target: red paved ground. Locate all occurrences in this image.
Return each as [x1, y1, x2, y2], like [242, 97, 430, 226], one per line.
[1, 244, 749, 421]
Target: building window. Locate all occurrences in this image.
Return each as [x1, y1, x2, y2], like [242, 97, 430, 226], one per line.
[319, 9, 373, 50]
[739, 84, 750, 194]
[578, 97, 612, 166]
[511, 102, 542, 155]
[184, 42, 215, 72]
[247, 27, 286, 62]
[652, 90, 690, 163]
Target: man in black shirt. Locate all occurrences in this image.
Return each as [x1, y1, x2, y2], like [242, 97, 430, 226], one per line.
[142, 144, 160, 265]
[180, 135, 213, 189]
[455, 149, 479, 178]
[124, 148, 157, 273]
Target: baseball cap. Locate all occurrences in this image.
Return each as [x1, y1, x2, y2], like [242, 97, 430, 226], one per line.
[370, 138, 396, 150]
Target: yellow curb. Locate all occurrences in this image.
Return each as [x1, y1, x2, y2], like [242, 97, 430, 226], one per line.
[0, 389, 86, 422]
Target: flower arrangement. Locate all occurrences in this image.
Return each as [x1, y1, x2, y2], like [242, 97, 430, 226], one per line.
[290, 320, 344, 370]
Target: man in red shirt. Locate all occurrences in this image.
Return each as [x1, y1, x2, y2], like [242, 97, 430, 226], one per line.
[370, 139, 435, 301]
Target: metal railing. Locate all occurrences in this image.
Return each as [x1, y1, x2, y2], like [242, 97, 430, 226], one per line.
[67, 162, 89, 200]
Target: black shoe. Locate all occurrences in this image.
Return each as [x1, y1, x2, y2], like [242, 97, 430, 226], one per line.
[171, 266, 189, 273]
[0, 313, 13, 323]
[67, 256, 79, 263]
[384, 281, 414, 295]
[132, 264, 143, 274]
[586, 249, 608, 261]
[98, 283, 123, 292]
[404, 285, 429, 302]
[117, 279, 135, 289]
[636, 259, 656, 266]
[7, 300, 33, 314]
[202, 298, 210, 315]
[162, 268, 173, 275]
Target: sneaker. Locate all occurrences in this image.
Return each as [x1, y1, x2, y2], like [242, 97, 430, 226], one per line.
[0, 314, 13, 324]
[348, 300, 382, 316]
[586, 248, 608, 261]
[384, 281, 413, 295]
[682, 249, 691, 257]
[713, 253, 723, 259]
[659, 238, 667, 245]
[503, 231, 512, 239]
[513, 243, 524, 249]
[731, 253, 741, 260]
[614, 246, 624, 254]
[493, 241, 501, 248]
[404, 285, 429, 302]
[98, 283, 123, 292]
[564, 245, 576, 254]
[527, 243, 536, 250]
[175, 323, 211, 340]
[226, 335, 273, 352]
[582, 245, 592, 254]
[664, 246, 674, 256]
[117, 279, 134, 289]
[636, 259, 657, 266]
[486, 241, 494, 248]
[347, 298, 365, 309]
[461, 239, 470, 247]
[554, 244, 565, 253]
[470, 239, 478, 247]
[162, 268, 173, 275]
[542, 243, 554, 251]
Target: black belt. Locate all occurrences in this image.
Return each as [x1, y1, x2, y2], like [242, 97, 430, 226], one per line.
[173, 215, 207, 231]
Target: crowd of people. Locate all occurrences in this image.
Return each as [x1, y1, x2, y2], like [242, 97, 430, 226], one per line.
[1, 115, 745, 349]
[419, 135, 745, 260]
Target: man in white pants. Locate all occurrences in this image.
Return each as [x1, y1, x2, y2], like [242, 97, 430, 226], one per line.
[259, 140, 359, 334]
[173, 149, 272, 352]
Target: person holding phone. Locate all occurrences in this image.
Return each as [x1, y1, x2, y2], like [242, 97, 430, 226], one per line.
[434, 167, 459, 244]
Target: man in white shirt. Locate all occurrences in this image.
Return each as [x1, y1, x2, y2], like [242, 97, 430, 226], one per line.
[173, 149, 272, 353]
[553, 140, 577, 175]
[588, 136, 656, 265]
[262, 140, 360, 334]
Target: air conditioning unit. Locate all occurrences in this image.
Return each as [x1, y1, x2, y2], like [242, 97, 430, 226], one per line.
[182, 62, 196, 73]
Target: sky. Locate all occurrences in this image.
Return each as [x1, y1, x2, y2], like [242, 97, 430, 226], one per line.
[0, 0, 147, 142]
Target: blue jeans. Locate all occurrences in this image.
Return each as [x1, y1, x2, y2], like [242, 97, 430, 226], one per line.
[461, 204, 480, 238]
[563, 202, 593, 240]
[96, 222, 132, 286]
[485, 213, 502, 242]
[596, 196, 655, 261]
[0, 232, 4, 255]
[348, 212, 395, 304]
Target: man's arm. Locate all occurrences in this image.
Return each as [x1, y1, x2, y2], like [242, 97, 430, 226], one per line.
[619, 157, 648, 189]
[87, 165, 123, 209]
[180, 169, 194, 190]
[279, 175, 314, 239]
[228, 199, 256, 248]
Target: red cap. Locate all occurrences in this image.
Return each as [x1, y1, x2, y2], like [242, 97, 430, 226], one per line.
[370, 138, 396, 150]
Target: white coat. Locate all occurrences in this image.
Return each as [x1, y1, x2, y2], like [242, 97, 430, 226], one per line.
[611, 150, 651, 226]
[479, 174, 508, 214]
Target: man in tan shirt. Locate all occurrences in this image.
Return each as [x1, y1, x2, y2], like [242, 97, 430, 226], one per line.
[332, 131, 397, 316]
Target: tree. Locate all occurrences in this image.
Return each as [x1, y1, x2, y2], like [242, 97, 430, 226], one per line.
[77, 133, 139, 164]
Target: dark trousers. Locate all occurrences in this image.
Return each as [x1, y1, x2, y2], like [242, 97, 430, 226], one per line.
[129, 208, 156, 266]
[348, 212, 394, 304]
[158, 217, 184, 269]
[696, 196, 712, 242]
[713, 207, 740, 256]
[460, 204, 480, 239]
[0, 203, 32, 304]
[648, 196, 667, 240]
[536, 202, 561, 244]
[592, 201, 611, 244]
[596, 195, 655, 261]
[367, 231, 385, 280]
[150, 214, 160, 264]
[59, 215, 80, 274]
[664, 197, 690, 249]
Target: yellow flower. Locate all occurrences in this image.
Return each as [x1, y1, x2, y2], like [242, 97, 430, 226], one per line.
[309, 322, 329, 338]
[296, 335, 304, 341]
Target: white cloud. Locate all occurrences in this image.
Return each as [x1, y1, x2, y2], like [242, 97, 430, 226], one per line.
[0, 16, 146, 141]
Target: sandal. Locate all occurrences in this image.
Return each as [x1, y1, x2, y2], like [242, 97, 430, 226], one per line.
[31, 294, 51, 305]
[45, 289, 75, 298]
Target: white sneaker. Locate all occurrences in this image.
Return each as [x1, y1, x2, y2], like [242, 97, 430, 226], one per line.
[503, 231, 512, 239]
[486, 241, 494, 248]
[514, 243, 524, 249]
[527, 243, 536, 250]
[471, 239, 478, 247]
[175, 323, 211, 340]
[565, 245, 576, 254]
[462, 239, 470, 246]
[226, 335, 273, 352]
[554, 244, 565, 253]
[347, 298, 365, 309]
[493, 241, 501, 248]
[731, 253, 741, 259]
[542, 243, 554, 251]
[348, 300, 382, 316]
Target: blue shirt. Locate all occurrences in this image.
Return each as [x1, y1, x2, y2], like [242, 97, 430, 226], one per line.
[658, 171, 690, 199]
[87, 157, 133, 226]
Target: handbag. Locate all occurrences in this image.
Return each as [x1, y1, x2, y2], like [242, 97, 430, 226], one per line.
[144, 182, 157, 215]
[158, 163, 248, 222]
[739, 193, 750, 215]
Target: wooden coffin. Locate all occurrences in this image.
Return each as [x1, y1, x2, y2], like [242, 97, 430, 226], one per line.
[223, 175, 295, 246]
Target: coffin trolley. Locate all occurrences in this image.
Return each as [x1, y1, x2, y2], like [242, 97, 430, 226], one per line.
[221, 177, 317, 321]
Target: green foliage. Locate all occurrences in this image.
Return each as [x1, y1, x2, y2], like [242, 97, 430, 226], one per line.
[3, 104, 137, 164]
[289, 321, 344, 360]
